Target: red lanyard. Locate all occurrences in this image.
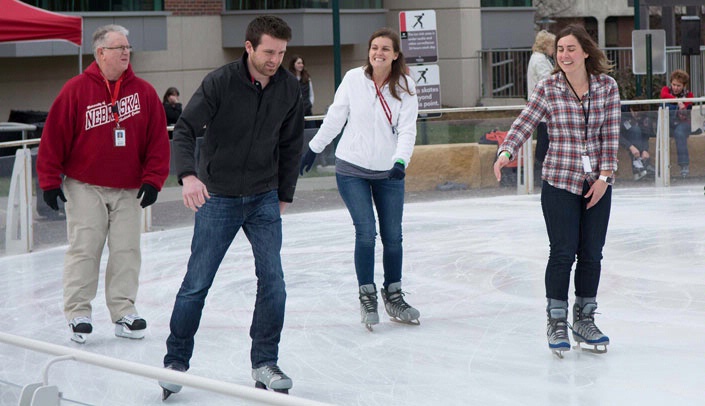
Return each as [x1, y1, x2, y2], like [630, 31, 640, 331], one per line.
[374, 79, 392, 127]
[103, 76, 123, 127]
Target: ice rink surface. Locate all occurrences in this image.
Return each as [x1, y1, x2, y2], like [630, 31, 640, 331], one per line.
[1, 184, 704, 405]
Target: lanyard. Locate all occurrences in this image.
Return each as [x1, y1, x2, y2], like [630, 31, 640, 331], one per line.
[565, 77, 590, 142]
[103, 76, 123, 127]
[374, 79, 393, 127]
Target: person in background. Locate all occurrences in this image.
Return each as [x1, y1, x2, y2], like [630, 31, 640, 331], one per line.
[288, 55, 316, 128]
[300, 28, 420, 331]
[37, 24, 171, 345]
[660, 69, 693, 178]
[159, 15, 303, 399]
[527, 30, 556, 171]
[163, 86, 182, 125]
[620, 96, 655, 180]
[493, 24, 620, 358]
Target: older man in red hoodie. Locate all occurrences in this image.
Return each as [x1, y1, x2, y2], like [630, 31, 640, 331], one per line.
[37, 24, 170, 344]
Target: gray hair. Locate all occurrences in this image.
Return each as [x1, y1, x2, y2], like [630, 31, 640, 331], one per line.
[92, 24, 130, 57]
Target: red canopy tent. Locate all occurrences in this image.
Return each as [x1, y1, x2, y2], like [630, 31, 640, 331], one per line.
[0, 0, 83, 71]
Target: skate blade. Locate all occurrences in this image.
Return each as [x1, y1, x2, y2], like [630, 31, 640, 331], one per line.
[365, 323, 374, 332]
[551, 349, 567, 359]
[115, 324, 145, 339]
[574, 342, 608, 354]
[389, 317, 420, 326]
[162, 388, 174, 401]
[255, 381, 290, 394]
[71, 333, 87, 344]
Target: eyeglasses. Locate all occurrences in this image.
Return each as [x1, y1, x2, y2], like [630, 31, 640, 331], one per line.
[103, 45, 133, 52]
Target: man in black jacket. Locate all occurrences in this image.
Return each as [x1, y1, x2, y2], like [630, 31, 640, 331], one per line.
[160, 15, 304, 399]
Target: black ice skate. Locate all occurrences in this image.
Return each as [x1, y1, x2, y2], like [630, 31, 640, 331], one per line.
[159, 363, 186, 400]
[380, 282, 420, 325]
[69, 316, 92, 344]
[252, 364, 292, 394]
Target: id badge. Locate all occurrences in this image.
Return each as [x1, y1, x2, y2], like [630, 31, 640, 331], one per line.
[114, 127, 126, 147]
[581, 155, 592, 173]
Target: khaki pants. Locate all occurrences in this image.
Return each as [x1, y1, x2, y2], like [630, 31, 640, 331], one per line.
[63, 177, 142, 323]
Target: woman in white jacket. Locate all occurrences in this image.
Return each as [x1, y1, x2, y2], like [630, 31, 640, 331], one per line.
[300, 28, 419, 330]
[527, 30, 555, 166]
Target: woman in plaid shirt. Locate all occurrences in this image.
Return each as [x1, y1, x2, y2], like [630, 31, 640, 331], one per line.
[493, 25, 620, 358]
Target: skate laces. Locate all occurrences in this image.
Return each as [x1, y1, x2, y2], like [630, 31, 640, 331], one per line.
[258, 365, 287, 380]
[359, 291, 378, 313]
[384, 290, 413, 315]
[70, 316, 91, 326]
[548, 318, 569, 341]
[573, 309, 603, 336]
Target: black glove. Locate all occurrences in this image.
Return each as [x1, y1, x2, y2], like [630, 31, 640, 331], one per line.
[388, 162, 406, 180]
[43, 188, 67, 211]
[299, 148, 317, 175]
[137, 184, 158, 208]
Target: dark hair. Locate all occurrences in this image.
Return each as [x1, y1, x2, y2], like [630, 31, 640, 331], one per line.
[552, 24, 613, 75]
[288, 55, 310, 84]
[364, 28, 414, 101]
[162, 87, 179, 104]
[245, 15, 292, 49]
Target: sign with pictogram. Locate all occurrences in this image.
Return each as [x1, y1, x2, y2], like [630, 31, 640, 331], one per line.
[399, 10, 438, 64]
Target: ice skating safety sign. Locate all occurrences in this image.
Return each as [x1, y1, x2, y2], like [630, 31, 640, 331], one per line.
[399, 9, 438, 64]
[409, 64, 441, 113]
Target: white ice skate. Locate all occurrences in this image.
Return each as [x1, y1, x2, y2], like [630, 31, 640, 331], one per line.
[546, 309, 570, 359]
[571, 303, 609, 354]
[359, 284, 379, 331]
[252, 364, 292, 394]
[159, 363, 186, 400]
[114, 314, 147, 339]
[381, 282, 420, 325]
[69, 316, 92, 344]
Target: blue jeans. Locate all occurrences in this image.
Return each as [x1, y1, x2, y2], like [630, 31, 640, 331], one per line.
[672, 122, 690, 167]
[541, 181, 611, 301]
[336, 173, 404, 290]
[164, 190, 286, 369]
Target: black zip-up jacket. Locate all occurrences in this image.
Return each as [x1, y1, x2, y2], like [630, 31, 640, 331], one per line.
[172, 54, 304, 202]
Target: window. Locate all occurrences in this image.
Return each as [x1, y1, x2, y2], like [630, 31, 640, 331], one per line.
[21, 0, 164, 12]
[481, 0, 531, 7]
[225, 0, 382, 10]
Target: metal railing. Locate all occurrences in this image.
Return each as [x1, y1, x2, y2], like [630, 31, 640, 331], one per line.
[480, 46, 705, 100]
[0, 331, 331, 406]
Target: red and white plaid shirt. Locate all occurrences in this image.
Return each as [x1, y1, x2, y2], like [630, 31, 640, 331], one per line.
[500, 72, 621, 195]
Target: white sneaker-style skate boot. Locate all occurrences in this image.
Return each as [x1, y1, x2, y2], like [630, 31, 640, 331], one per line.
[572, 298, 609, 353]
[380, 282, 420, 325]
[359, 284, 379, 331]
[252, 364, 292, 394]
[114, 314, 147, 339]
[159, 363, 187, 400]
[69, 316, 92, 344]
[546, 306, 570, 358]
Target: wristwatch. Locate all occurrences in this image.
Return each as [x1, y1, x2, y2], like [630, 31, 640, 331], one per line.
[598, 174, 615, 185]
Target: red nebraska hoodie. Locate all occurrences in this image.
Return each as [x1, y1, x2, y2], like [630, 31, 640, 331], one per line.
[38, 62, 170, 191]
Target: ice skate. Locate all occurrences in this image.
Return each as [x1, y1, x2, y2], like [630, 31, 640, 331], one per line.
[159, 363, 186, 400]
[632, 158, 647, 181]
[546, 304, 570, 358]
[571, 301, 609, 354]
[252, 364, 292, 394]
[359, 284, 379, 331]
[69, 316, 92, 344]
[380, 282, 420, 325]
[114, 314, 147, 339]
